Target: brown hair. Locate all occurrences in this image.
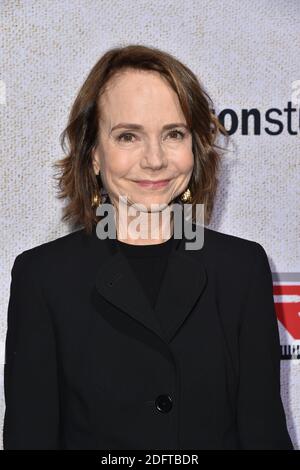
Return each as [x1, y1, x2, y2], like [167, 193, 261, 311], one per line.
[53, 44, 228, 235]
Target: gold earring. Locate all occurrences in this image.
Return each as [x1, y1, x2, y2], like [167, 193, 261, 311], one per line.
[91, 192, 101, 208]
[92, 170, 108, 208]
[92, 170, 100, 207]
[180, 188, 192, 203]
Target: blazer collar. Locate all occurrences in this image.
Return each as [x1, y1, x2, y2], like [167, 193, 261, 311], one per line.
[92, 209, 207, 344]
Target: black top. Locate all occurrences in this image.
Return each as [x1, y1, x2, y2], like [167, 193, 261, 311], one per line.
[115, 235, 174, 310]
[3, 226, 294, 449]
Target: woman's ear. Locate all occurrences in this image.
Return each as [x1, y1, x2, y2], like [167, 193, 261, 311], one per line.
[91, 146, 100, 174]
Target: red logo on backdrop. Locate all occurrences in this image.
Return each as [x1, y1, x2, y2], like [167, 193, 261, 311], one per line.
[273, 283, 300, 340]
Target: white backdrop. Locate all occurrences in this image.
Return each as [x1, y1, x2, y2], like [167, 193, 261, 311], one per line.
[1, 0, 299, 449]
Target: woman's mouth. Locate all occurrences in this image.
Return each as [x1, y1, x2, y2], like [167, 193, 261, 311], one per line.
[134, 179, 171, 189]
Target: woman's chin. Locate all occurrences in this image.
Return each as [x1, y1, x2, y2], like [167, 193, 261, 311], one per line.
[116, 193, 174, 213]
[130, 198, 171, 212]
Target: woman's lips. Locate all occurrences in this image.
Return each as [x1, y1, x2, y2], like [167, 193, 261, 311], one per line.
[134, 179, 171, 189]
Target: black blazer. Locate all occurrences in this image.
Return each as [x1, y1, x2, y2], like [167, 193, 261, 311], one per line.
[3, 220, 293, 450]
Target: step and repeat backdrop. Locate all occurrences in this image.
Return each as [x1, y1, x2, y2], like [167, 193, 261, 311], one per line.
[1, 0, 299, 449]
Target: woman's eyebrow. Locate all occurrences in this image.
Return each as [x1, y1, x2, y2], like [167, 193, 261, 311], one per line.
[110, 122, 189, 132]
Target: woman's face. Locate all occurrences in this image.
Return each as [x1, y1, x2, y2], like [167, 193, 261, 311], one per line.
[92, 68, 194, 212]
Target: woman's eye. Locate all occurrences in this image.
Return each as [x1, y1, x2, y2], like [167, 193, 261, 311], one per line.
[167, 130, 185, 140]
[117, 133, 136, 143]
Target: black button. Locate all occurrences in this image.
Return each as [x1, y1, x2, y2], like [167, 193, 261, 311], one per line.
[155, 394, 173, 413]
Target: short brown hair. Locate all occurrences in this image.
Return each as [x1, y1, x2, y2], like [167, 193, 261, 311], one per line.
[53, 44, 228, 235]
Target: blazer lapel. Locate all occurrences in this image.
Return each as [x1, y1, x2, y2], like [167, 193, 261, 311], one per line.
[95, 247, 164, 338]
[154, 244, 207, 343]
[94, 213, 207, 344]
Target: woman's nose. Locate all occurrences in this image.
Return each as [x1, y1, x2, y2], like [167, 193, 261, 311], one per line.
[141, 140, 167, 169]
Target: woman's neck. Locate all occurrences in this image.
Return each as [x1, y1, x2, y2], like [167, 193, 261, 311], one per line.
[114, 206, 175, 246]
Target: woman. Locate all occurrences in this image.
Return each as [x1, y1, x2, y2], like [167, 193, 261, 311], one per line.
[3, 44, 293, 450]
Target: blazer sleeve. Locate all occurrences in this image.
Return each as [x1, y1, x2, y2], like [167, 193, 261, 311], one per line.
[236, 242, 293, 450]
[3, 251, 61, 449]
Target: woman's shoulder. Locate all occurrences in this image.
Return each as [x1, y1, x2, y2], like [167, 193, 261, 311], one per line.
[10, 228, 87, 278]
[202, 225, 262, 251]
[199, 225, 269, 271]
[196, 227, 273, 302]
